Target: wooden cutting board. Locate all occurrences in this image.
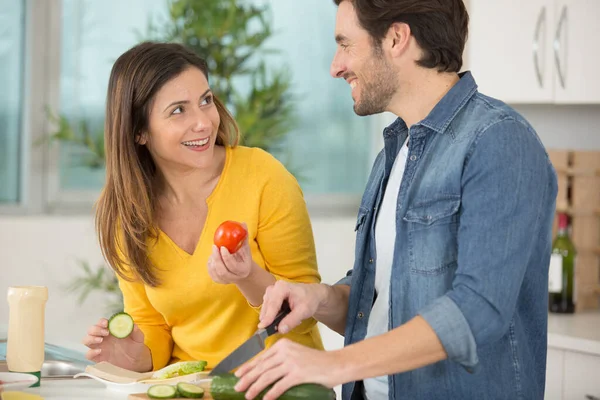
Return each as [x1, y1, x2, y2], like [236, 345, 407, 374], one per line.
[128, 394, 214, 400]
[128, 380, 213, 400]
[86, 361, 209, 384]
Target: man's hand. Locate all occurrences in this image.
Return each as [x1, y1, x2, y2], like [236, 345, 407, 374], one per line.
[234, 339, 346, 400]
[258, 281, 326, 334]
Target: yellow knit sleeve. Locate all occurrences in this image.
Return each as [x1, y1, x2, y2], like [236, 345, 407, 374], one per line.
[114, 237, 173, 371]
[254, 152, 321, 336]
[116, 275, 173, 371]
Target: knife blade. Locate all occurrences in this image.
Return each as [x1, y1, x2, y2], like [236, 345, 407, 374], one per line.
[209, 300, 292, 376]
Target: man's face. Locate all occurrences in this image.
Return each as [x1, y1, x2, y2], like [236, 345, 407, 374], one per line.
[330, 1, 398, 116]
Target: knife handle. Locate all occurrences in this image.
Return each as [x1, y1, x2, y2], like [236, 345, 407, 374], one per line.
[265, 300, 292, 336]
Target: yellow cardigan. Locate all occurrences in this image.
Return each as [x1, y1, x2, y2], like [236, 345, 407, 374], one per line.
[117, 146, 323, 371]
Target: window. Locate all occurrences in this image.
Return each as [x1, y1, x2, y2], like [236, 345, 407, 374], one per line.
[3, 0, 382, 214]
[53, 0, 375, 200]
[50, 0, 169, 204]
[0, 0, 25, 204]
[264, 0, 373, 195]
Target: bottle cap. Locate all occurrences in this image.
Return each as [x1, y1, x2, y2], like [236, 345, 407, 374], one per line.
[558, 213, 569, 230]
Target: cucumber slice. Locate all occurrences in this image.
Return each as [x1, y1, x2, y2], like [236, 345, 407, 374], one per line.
[108, 312, 134, 338]
[147, 384, 178, 399]
[177, 382, 205, 398]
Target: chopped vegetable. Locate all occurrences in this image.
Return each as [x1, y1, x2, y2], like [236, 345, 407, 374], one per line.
[153, 361, 208, 379]
[107, 312, 134, 339]
[177, 382, 205, 398]
[147, 384, 178, 399]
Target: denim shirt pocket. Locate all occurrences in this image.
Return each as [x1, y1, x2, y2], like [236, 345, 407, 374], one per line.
[403, 196, 460, 276]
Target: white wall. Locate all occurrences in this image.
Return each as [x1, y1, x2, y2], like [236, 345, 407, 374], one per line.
[367, 106, 600, 159]
[0, 214, 354, 353]
[513, 105, 600, 150]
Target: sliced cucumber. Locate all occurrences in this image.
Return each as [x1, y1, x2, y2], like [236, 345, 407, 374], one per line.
[147, 384, 178, 399]
[108, 312, 134, 338]
[177, 382, 205, 398]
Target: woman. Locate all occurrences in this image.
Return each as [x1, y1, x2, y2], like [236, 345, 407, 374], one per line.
[81, 41, 323, 372]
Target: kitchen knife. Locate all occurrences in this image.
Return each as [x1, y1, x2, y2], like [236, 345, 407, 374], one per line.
[209, 300, 292, 376]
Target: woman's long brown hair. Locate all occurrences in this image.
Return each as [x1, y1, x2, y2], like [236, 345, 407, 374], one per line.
[96, 42, 240, 287]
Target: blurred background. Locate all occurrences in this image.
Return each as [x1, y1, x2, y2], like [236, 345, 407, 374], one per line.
[0, 1, 599, 399]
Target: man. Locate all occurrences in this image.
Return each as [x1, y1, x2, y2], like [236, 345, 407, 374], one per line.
[234, 0, 557, 399]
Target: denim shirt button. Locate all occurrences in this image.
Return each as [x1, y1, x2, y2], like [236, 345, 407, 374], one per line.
[369, 258, 373, 263]
[410, 155, 417, 161]
[357, 312, 364, 319]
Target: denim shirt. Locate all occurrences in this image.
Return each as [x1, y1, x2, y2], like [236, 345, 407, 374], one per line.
[339, 72, 558, 400]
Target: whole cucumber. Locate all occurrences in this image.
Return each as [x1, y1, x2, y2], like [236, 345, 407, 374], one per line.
[210, 373, 336, 400]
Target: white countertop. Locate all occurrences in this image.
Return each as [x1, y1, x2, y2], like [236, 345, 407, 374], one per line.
[20, 379, 131, 399]
[548, 311, 600, 356]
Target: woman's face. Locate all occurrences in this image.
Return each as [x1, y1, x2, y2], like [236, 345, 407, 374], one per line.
[141, 66, 221, 173]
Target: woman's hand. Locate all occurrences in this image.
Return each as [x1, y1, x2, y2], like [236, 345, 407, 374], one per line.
[82, 318, 152, 372]
[208, 225, 254, 284]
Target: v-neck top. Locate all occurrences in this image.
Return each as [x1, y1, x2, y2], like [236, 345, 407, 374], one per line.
[116, 146, 323, 370]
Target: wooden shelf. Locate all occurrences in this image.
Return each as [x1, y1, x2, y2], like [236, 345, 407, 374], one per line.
[554, 167, 600, 177]
[555, 208, 600, 217]
[550, 150, 600, 312]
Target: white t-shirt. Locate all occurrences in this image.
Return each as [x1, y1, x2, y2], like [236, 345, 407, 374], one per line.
[363, 138, 409, 400]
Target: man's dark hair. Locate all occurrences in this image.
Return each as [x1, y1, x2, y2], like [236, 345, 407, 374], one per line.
[333, 0, 469, 72]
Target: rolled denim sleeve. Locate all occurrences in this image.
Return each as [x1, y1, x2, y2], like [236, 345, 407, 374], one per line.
[419, 118, 557, 369]
[335, 269, 353, 286]
[420, 295, 479, 368]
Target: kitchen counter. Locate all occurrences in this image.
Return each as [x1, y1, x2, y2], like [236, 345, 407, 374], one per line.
[548, 311, 600, 356]
[19, 379, 130, 400]
[1, 314, 599, 399]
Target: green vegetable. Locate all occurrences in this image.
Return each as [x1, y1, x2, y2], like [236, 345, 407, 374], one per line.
[154, 361, 208, 379]
[147, 384, 178, 399]
[107, 312, 134, 339]
[177, 382, 205, 398]
[210, 373, 336, 400]
[179, 361, 208, 376]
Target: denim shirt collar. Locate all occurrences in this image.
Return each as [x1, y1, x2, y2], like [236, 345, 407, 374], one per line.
[383, 71, 478, 139]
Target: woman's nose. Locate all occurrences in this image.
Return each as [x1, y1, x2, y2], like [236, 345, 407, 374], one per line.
[192, 109, 211, 131]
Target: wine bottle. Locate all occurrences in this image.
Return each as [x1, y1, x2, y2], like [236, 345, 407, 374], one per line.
[548, 213, 576, 313]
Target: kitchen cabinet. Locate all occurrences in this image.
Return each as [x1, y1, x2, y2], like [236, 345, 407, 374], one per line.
[563, 351, 600, 399]
[545, 348, 600, 400]
[467, 0, 554, 103]
[545, 348, 564, 400]
[466, 0, 600, 104]
[545, 312, 600, 400]
[553, 0, 600, 103]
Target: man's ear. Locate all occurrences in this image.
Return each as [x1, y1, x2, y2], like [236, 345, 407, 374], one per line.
[136, 132, 148, 145]
[387, 22, 411, 58]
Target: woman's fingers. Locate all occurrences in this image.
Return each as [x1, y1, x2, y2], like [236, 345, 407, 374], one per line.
[85, 348, 103, 361]
[82, 334, 104, 347]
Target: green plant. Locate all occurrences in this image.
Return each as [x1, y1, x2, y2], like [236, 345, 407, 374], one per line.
[65, 260, 123, 315]
[40, 107, 105, 169]
[47, 0, 296, 164]
[151, 0, 297, 153]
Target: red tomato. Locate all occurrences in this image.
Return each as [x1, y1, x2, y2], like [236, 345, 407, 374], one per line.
[214, 221, 247, 254]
